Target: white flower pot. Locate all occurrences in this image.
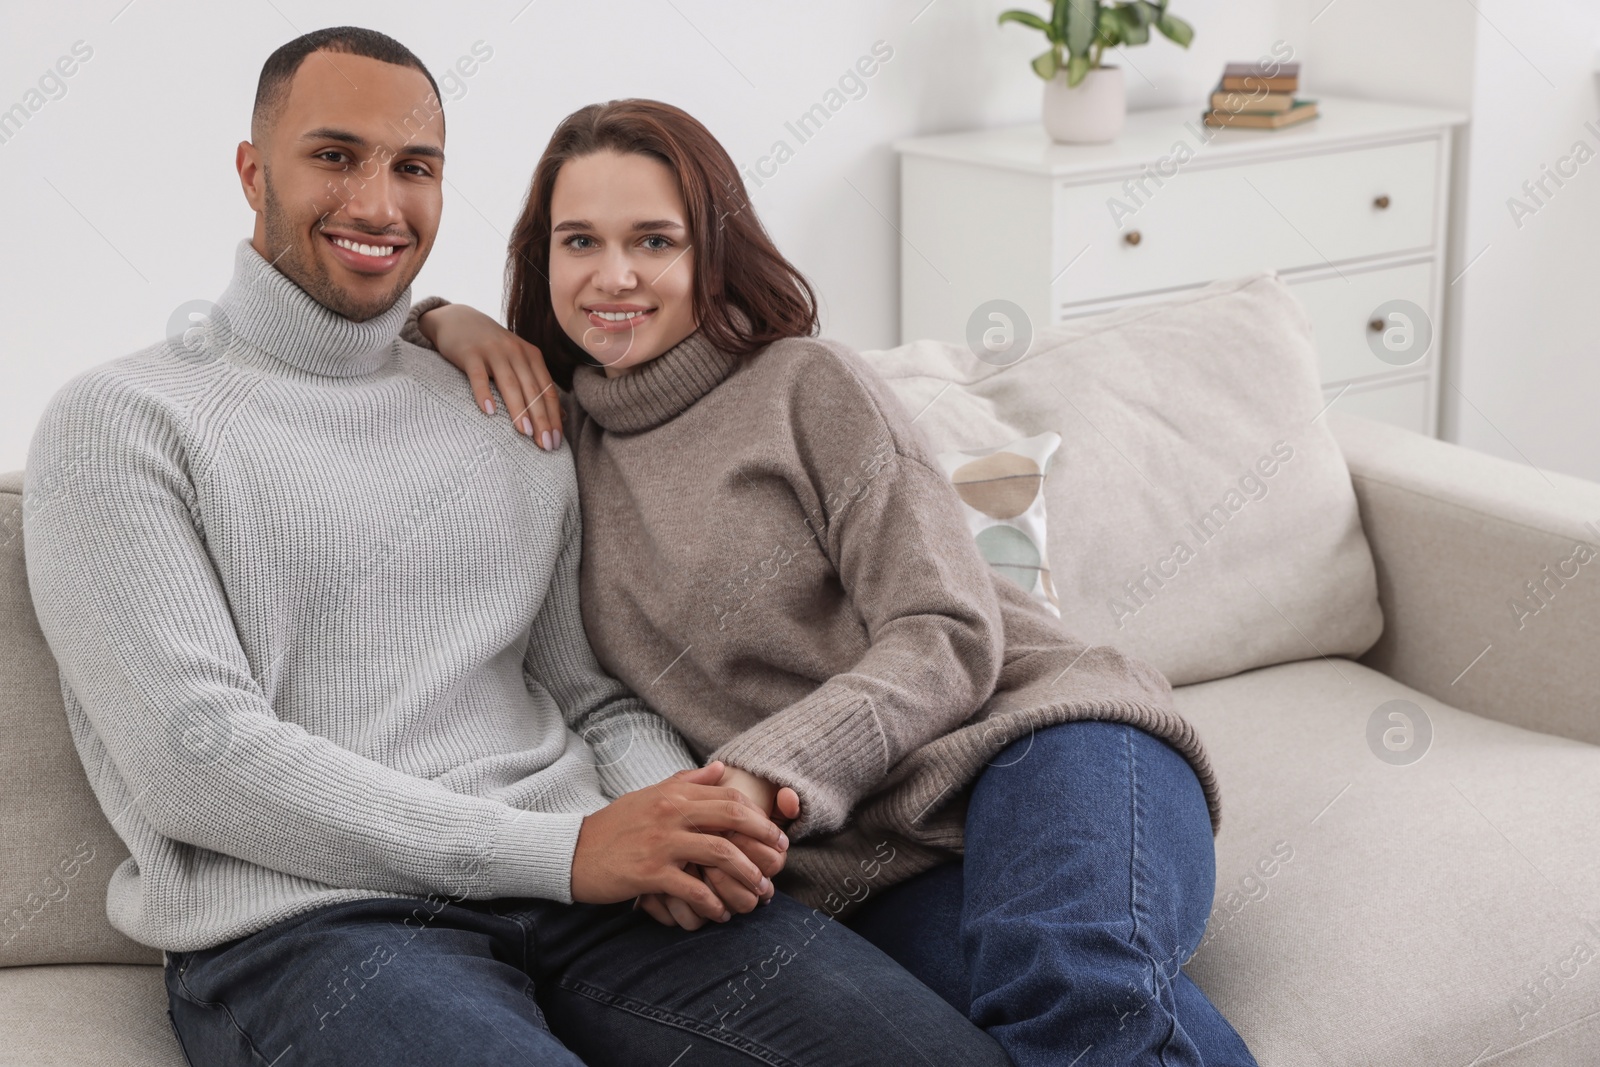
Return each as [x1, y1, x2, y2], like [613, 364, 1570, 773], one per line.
[1042, 65, 1126, 144]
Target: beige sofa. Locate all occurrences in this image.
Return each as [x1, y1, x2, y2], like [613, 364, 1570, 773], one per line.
[4, 273, 1598, 1065]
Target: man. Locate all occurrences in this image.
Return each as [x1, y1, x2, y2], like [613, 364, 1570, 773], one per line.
[22, 26, 1007, 1067]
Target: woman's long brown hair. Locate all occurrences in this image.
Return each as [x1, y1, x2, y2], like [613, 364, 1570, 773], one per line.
[505, 98, 820, 391]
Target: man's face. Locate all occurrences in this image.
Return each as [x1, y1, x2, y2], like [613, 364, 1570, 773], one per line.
[238, 52, 444, 322]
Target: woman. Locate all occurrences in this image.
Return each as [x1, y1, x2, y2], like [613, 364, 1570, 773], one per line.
[403, 98, 1256, 1067]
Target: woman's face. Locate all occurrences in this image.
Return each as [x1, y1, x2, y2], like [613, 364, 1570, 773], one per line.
[549, 150, 698, 377]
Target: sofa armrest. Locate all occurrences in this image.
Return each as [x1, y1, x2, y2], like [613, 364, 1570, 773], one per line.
[1330, 411, 1600, 746]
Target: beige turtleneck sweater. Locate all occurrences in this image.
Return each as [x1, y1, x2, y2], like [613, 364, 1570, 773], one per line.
[406, 308, 1220, 916]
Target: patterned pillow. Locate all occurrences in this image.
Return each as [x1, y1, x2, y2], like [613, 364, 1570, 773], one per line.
[935, 432, 1063, 617]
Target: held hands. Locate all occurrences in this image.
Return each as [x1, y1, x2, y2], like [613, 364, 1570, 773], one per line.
[570, 761, 790, 924]
[634, 764, 801, 931]
[417, 303, 565, 450]
[719, 765, 802, 827]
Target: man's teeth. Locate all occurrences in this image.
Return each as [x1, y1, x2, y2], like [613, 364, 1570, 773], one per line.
[591, 310, 649, 321]
[330, 236, 398, 258]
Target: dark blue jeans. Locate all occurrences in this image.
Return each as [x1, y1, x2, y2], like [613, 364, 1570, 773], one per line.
[849, 720, 1258, 1066]
[163, 889, 1009, 1066]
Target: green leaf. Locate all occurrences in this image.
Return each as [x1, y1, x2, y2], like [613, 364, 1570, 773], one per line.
[1131, 1, 1161, 26]
[1031, 47, 1061, 80]
[1095, 7, 1122, 46]
[1063, 0, 1098, 58]
[1114, 5, 1149, 44]
[1156, 11, 1194, 47]
[1065, 52, 1092, 86]
[998, 9, 1053, 35]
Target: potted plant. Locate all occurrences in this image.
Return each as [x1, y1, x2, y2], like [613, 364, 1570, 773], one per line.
[1000, 1, 1194, 144]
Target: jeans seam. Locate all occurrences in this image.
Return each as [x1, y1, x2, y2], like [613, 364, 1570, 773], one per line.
[165, 1006, 200, 1067]
[170, 954, 275, 1065]
[556, 976, 802, 1067]
[1126, 725, 1143, 955]
[1126, 725, 1189, 1067]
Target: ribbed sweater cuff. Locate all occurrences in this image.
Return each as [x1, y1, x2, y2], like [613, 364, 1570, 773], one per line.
[589, 712, 701, 798]
[709, 688, 888, 840]
[401, 296, 452, 350]
[481, 807, 586, 903]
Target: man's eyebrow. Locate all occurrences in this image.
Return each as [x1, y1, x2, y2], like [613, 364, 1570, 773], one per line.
[552, 218, 686, 233]
[300, 127, 445, 161]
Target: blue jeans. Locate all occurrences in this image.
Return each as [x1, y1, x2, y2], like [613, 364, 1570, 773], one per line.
[849, 720, 1258, 1067]
[163, 890, 1009, 1066]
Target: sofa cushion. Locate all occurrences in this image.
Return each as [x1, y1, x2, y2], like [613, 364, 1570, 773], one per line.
[934, 430, 1064, 616]
[858, 271, 1383, 686]
[1177, 657, 1600, 1066]
[0, 963, 182, 1065]
[0, 471, 160, 967]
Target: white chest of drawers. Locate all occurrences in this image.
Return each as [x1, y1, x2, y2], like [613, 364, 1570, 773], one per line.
[892, 97, 1468, 435]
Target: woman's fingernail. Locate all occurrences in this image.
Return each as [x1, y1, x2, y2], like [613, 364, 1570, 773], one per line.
[519, 416, 533, 436]
[541, 430, 553, 451]
[482, 398, 494, 415]
[553, 430, 562, 449]
[778, 832, 789, 849]
[759, 877, 772, 893]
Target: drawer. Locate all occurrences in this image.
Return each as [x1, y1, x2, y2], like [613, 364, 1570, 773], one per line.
[1324, 376, 1431, 435]
[1288, 261, 1436, 383]
[1054, 138, 1441, 306]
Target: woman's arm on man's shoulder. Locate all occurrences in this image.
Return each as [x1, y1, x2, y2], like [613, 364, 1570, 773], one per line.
[402, 298, 566, 450]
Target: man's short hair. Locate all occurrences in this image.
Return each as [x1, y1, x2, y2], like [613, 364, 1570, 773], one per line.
[252, 26, 442, 139]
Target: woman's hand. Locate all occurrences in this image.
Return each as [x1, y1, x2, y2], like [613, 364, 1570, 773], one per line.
[718, 764, 801, 826]
[417, 303, 565, 450]
[636, 765, 801, 930]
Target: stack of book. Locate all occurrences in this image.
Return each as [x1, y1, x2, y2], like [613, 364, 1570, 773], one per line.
[1203, 62, 1318, 129]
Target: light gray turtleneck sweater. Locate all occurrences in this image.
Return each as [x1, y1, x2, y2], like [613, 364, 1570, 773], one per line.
[23, 241, 698, 953]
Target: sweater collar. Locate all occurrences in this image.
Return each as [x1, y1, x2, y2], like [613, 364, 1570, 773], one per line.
[570, 325, 746, 433]
[214, 239, 408, 379]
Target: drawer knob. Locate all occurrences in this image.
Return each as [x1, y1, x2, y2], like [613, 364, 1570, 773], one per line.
[1368, 318, 1386, 333]
[1373, 195, 1391, 209]
[1123, 230, 1142, 246]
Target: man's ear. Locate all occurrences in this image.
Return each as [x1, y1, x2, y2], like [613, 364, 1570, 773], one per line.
[237, 141, 266, 213]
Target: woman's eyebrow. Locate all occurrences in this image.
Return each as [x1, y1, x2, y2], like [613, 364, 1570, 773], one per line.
[552, 218, 685, 233]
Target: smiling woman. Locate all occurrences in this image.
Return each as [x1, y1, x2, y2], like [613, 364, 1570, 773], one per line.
[545, 153, 700, 378]
[403, 97, 1253, 1067]
[495, 99, 819, 392]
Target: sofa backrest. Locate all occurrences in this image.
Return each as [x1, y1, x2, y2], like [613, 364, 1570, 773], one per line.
[0, 470, 160, 967]
[858, 270, 1384, 687]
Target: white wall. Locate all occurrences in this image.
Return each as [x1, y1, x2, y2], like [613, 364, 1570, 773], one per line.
[1448, 0, 1600, 481]
[1286, 0, 1600, 482]
[1, 0, 1286, 474]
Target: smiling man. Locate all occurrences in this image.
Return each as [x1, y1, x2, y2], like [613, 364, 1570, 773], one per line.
[21, 25, 1007, 1067]
[241, 37, 439, 321]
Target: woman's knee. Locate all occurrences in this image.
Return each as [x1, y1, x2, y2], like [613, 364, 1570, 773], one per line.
[966, 721, 1215, 931]
[975, 720, 1204, 818]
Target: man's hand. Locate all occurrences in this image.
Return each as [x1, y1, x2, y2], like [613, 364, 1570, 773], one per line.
[571, 761, 786, 923]
[638, 764, 803, 930]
